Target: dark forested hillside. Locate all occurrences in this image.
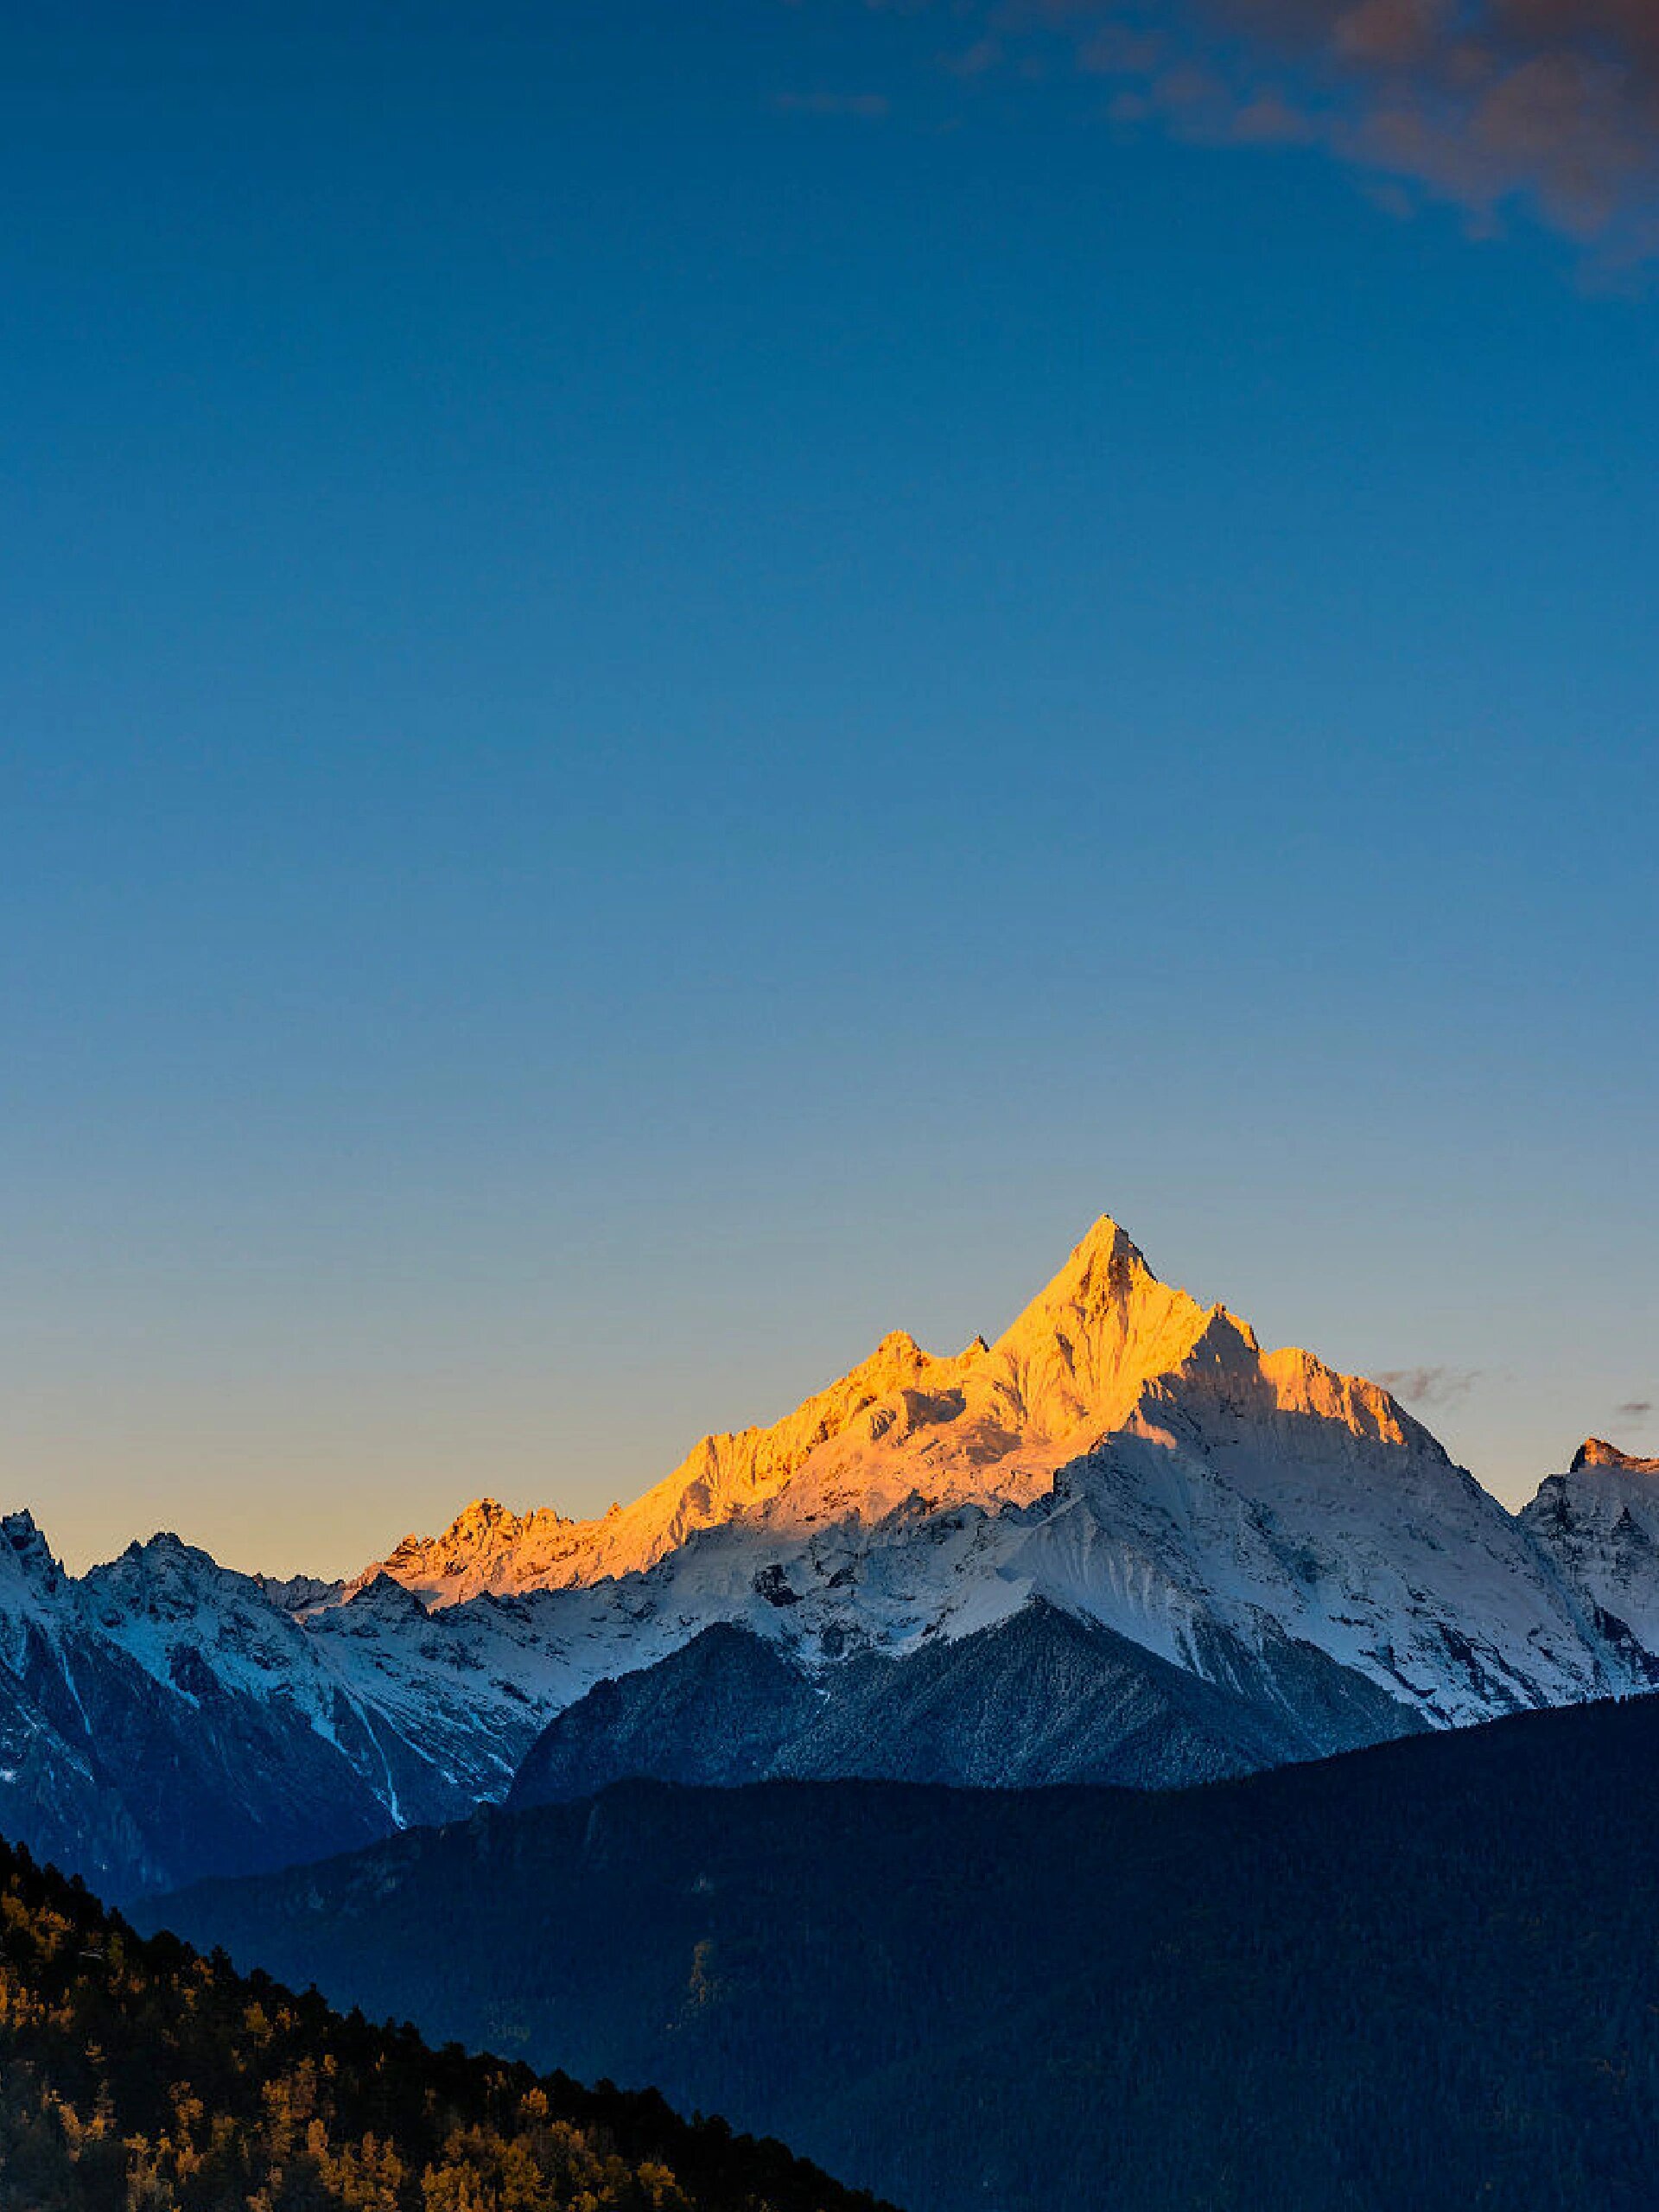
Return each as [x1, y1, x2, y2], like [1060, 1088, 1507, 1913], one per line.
[505, 1605, 1420, 1808]
[0, 1835, 890, 2212]
[154, 1695, 1659, 2212]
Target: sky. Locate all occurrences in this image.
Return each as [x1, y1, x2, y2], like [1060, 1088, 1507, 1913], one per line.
[2, 0, 1656, 1576]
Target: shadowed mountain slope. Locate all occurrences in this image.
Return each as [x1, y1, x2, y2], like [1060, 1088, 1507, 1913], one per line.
[508, 1603, 1422, 1806]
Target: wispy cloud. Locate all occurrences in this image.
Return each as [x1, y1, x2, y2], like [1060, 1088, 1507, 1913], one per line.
[1617, 1397, 1655, 1419]
[1376, 1363, 1480, 1408]
[918, 0, 1659, 259]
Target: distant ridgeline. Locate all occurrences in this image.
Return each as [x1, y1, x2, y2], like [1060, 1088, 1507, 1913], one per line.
[0, 1835, 889, 2212]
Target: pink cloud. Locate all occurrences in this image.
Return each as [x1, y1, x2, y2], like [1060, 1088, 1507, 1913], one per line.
[912, 0, 1659, 256]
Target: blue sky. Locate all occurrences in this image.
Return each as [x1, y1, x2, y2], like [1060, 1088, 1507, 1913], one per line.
[3, 2, 1656, 1573]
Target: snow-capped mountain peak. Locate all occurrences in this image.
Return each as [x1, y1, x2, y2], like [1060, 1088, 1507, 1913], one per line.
[338, 1218, 1599, 1744]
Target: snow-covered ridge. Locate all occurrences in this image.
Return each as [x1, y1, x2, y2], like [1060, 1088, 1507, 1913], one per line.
[362, 1320, 1000, 1605]
[0, 1509, 599, 1897]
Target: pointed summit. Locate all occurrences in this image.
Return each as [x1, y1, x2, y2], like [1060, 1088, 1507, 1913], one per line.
[999, 1217, 1164, 1330]
[1070, 1213, 1148, 1276]
[992, 1217, 1211, 1436]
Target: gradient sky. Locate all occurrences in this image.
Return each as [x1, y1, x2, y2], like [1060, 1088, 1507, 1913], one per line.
[3, 1, 1656, 1577]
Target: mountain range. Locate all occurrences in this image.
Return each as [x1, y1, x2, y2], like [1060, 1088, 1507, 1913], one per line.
[5, 1215, 1658, 1895]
